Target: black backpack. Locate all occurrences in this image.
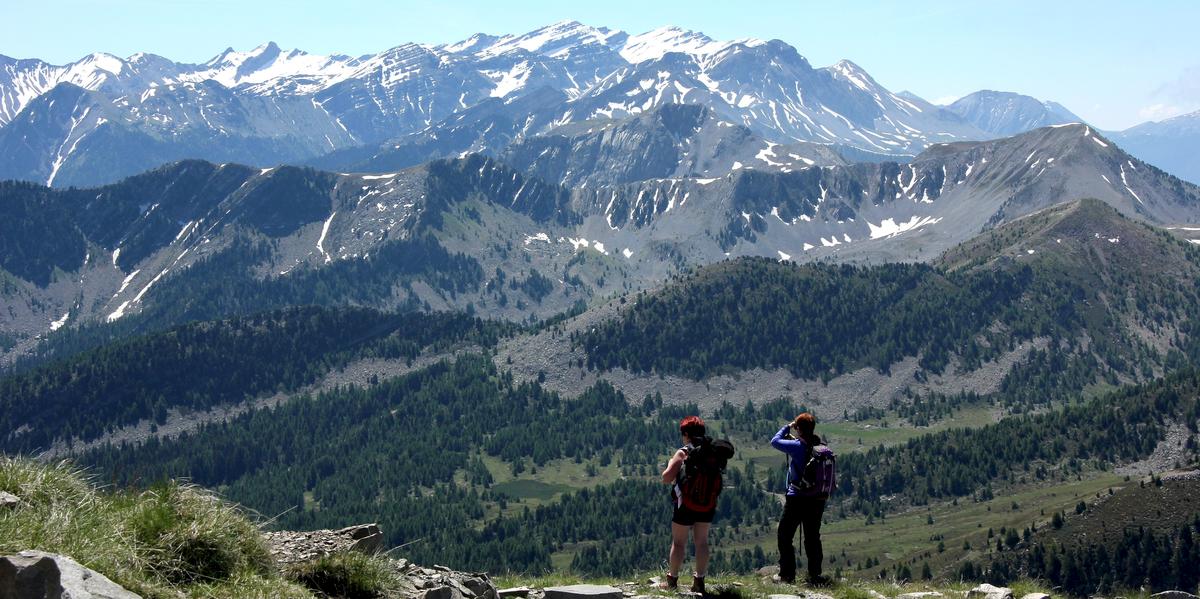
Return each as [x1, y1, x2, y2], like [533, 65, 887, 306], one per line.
[677, 438, 736, 512]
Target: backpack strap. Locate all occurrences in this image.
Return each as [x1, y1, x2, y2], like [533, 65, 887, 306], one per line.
[785, 439, 808, 492]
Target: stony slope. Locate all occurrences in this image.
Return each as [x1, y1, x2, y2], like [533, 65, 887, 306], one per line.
[498, 103, 847, 187]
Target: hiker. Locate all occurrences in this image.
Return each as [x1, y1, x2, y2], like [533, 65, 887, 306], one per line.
[771, 413, 835, 586]
[659, 415, 718, 594]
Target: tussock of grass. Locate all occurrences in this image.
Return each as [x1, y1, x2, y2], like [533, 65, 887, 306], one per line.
[285, 552, 402, 598]
[186, 572, 315, 599]
[129, 482, 273, 584]
[0, 456, 306, 598]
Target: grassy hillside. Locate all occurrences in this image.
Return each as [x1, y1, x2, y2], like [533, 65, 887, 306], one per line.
[0, 456, 313, 598]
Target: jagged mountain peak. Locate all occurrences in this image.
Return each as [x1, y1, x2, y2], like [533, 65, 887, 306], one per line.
[440, 33, 503, 55]
[201, 42, 284, 70]
[76, 52, 125, 73]
[189, 41, 360, 92]
[824, 58, 887, 95]
[473, 20, 626, 59]
[619, 26, 765, 64]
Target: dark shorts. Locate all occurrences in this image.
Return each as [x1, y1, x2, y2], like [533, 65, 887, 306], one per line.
[672, 506, 715, 526]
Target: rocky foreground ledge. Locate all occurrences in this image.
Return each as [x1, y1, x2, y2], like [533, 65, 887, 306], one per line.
[4, 516, 1200, 599]
[264, 522, 501, 599]
[0, 518, 501, 599]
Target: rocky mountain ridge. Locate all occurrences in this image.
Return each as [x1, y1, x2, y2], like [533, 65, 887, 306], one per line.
[2, 122, 1199, 359]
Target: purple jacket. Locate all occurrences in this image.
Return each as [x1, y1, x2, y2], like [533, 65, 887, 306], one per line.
[770, 425, 814, 496]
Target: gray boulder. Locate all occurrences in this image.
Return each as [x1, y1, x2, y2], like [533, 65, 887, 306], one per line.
[1151, 593, 1200, 599]
[543, 584, 624, 599]
[335, 523, 383, 553]
[422, 587, 466, 599]
[0, 491, 20, 510]
[967, 585, 1014, 599]
[1019, 594, 1051, 599]
[0, 550, 141, 598]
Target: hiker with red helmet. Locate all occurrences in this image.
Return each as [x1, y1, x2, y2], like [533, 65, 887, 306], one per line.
[658, 416, 734, 594]
[771, 412, 836, 587]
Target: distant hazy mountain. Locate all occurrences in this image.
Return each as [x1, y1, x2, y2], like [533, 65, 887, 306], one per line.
[0, 21, 992, 187]
[1110, 110, 1200, 185]
[945, 90, 1083, 137]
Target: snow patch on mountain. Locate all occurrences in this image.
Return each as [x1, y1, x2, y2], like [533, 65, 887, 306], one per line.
[867, 215, 943, 240]
[619, 26, 765, 64]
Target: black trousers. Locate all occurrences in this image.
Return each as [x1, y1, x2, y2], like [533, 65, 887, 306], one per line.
[777, 494, 826, 580]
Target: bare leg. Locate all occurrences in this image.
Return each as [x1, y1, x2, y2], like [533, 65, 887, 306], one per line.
[669, 523, 690, 577]
[692, 522, 711, 577]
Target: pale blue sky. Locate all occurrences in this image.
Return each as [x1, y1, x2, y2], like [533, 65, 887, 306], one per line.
[3, 0, 1197, 130]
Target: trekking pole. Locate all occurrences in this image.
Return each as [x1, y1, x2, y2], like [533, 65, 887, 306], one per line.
[384, 537, 426, 556]
[259, 504, 297, 528]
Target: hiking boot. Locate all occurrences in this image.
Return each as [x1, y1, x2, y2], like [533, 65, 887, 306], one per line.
[655, 574, 679, 591]
[689, 576, 705, 594]
[805, 573, 832, 587]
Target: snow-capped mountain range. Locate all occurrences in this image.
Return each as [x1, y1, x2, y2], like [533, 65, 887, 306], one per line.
[0, 21, 996, 188]
[2, 20, 1195, 189]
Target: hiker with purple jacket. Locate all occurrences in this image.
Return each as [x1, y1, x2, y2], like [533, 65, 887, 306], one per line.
[771, 412, 836, 586]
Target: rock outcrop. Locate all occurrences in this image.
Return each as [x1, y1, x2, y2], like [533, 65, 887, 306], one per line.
[394, 562, 498, 599]
[967, 584, 1014, 599]
[267, 523, 499, 599]
[265, 523, 384, 565]
[0, 550, 141, 599]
